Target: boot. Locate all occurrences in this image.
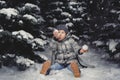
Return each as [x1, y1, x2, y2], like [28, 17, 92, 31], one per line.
[70, 62, 81, 78]
[40, 60, 51, 75]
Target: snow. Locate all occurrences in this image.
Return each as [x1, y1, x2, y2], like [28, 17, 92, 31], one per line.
[0, 8, 19, 19]
[18, 20, 23, 25]
[82, 45, 88, 50]
[0, 1, 6, 4]
[0, 48, 120, 80]
[30, 38, 47, 50]
[87, 17, 90, 20]
[50, 1, 63, 6]
[73, 18, 82, 22]
[23, 14, 38, 23]
[90, 1, 93, 4]
[116, 11, 120, 14]
[64, 18, 70, 22]
[78, 7, 84, 12]
[110, 9, 117, 13]
[118, 15, 120, 21]
[107, 39, 119, 52]
[81, 13, 87, 17]
[61, 12, 72, 18]
[12, 30, 34, 40]
[37, 16, 45, 23]
[69, 6, 73, 9]
[16, 56, 35, 67]
[24, 3, 40, 12]
[101, 7, 104, 10]
[25, 3, 38, 8]
[52, 18, 57, 23]
[66, 22, 74, 27]
[92, 41, 105, 47]
[52, 8, 62, 12]
[38, 54, 48, 60]
[104, 23, 117, 28]
[5, 54, 15, 58]
[32, 38, 47, 47]
[0, 29, 3, 32]
[69, 2, 78, 5]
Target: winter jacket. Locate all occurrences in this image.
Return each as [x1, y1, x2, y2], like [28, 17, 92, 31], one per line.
[49, 34, 82, 65]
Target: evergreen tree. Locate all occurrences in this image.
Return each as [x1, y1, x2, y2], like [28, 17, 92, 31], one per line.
[0, 0, 46, 70]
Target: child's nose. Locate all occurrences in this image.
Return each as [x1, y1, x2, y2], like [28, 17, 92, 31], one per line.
[57, 33, 60, 37]
[59, 33, 62, 36]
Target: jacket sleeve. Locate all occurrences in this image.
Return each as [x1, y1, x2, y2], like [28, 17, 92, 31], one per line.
[69, 38, 82, 55]
[49, 39, 56, 64]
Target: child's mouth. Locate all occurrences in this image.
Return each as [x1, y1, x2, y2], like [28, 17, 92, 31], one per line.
[57, 37, 62, 41]
[58, 37, 61, 40]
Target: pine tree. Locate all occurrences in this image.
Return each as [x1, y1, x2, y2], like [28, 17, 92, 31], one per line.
[0, 0, 46, 70]
[40, 0, 89, 37]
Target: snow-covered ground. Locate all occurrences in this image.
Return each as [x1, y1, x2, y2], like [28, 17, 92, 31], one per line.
[0, 48, 120, 80]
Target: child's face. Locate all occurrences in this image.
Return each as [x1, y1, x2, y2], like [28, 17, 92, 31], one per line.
[53, 30, 66, 41]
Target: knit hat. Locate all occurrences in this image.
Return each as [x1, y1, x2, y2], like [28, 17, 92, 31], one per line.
[56, 24, 68, 34]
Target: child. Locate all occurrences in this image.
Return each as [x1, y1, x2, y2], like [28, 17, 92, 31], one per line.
[40, 24, 88, 78]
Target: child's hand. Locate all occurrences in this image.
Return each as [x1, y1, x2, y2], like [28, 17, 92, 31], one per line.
[80, 49, 88, 53]
[53, 29, 58, 36]
[80, 45, 88, 53]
